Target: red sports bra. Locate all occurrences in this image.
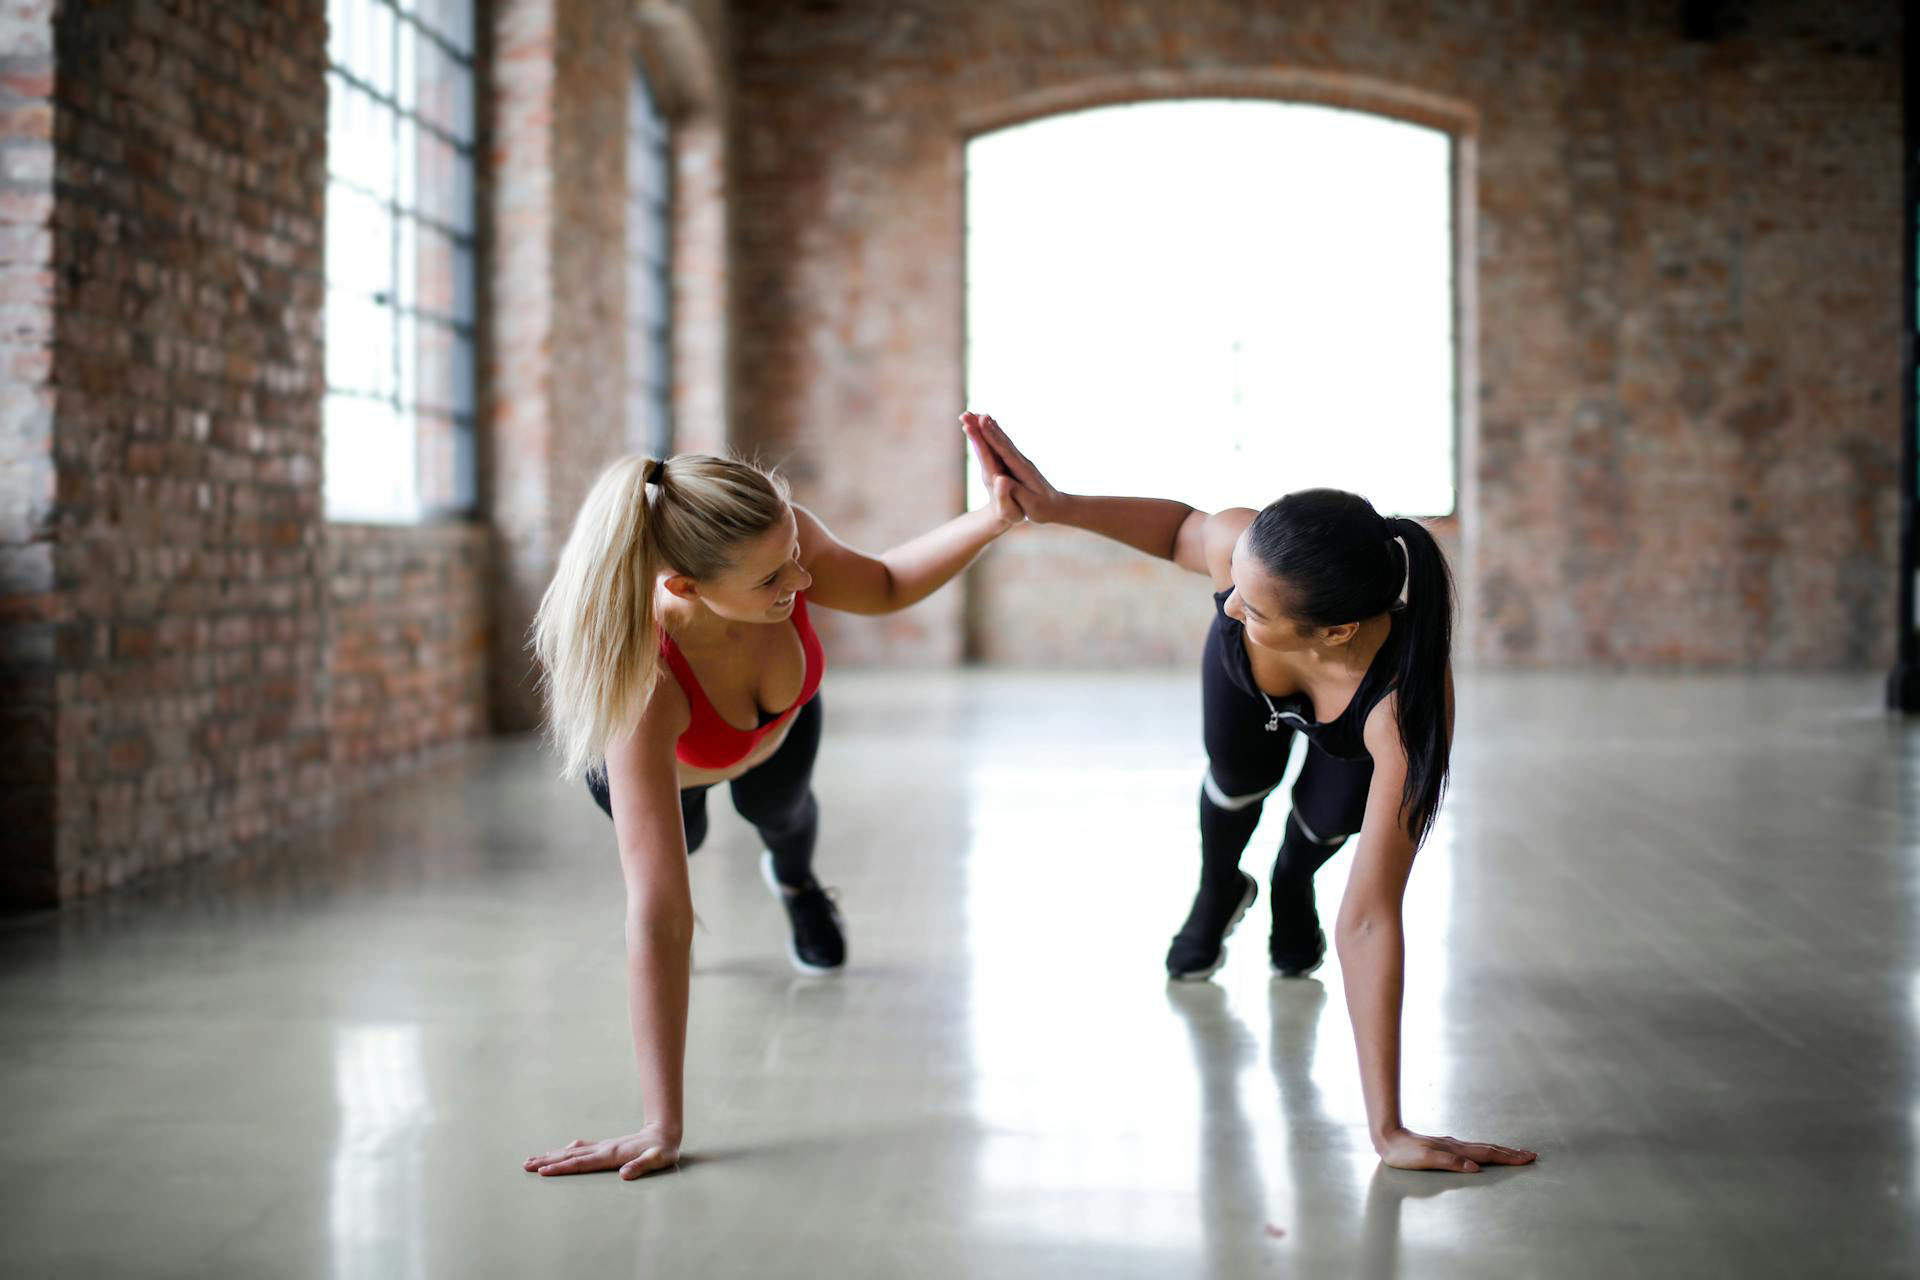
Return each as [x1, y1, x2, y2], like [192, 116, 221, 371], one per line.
[660, 592, 826, 770]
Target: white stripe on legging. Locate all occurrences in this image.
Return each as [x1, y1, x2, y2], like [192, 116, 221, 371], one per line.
[1290, 810, 1343, 846]
[1202, 770, 1279, 813]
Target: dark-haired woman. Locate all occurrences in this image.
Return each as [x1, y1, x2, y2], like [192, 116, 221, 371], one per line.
[962, 412, 1535, 1174]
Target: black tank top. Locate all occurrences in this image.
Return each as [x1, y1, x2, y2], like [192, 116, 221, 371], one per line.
[1207, 588, 1403, 762]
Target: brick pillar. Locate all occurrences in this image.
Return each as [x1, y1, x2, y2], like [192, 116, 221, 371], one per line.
[484, 0, 561, 732]
[0, 0, 58, 908]
[485, 0, 636, 732]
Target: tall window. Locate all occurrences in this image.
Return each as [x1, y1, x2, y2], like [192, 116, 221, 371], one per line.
[627, 65, 672, 458]
[967, 100, 1456, 517]
[325, 0, 478, 522]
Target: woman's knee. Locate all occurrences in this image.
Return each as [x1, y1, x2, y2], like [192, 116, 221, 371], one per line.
[734, 785, 816, 840]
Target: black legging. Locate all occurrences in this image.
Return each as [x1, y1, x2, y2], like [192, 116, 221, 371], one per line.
[1199, 638, 1372, 894]
[586, 693, 823, 888]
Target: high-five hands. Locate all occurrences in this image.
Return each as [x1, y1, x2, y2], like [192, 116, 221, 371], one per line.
[960, 411, 1029, 529]
[524, 1124, 681, 1181]
[961, 411, 1063, 524]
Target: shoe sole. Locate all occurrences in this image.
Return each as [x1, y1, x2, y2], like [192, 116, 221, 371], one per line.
[1168, 874, 1257, 983]
[1270, 929, 1328, 979]
[760, 851, 845, 977]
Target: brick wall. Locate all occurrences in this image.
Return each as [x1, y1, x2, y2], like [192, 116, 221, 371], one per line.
[731, 0, 1902, 670]
[37, 0, 333, 902]
[0, 1, 496, 909]
[329, 523, 489, 796]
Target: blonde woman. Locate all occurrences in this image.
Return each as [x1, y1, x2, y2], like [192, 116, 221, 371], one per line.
[523, 442, 1021, 1181]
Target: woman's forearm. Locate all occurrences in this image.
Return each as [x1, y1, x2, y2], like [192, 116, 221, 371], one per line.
[624, 911, 693, 1141]
[878, 506, 1009, 610]
[1049, 493, 1198, 561]
[1336, 914, 1407, 1147]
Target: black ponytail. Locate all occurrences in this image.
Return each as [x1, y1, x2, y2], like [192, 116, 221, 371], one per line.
[1385, 515, 1453, 848]
[1246, 491, 1454, 847]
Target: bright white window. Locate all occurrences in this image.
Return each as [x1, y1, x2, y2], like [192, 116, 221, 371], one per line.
[627, 65, 672, 458]
[967, 100, 1455, 517]
[324, 0, 477, 522]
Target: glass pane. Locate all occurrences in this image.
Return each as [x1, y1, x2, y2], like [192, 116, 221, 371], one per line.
[437, 0, 475, 57]
[415, 132, 454, 227]
[394, 15, 416, 114]
[396, 308, 419, 408]
[418, 412, 456, 511]
[370, 299, 398, 401]
[368, 200, 397, 303]
[629, 114, 669, 204]
[328, 0, 350, 71]
[447, 153, 473, 236]
[324, 180, 351, 285]
[394, 214, 419, 311]
[412, 222, 453, 316]
[641, 326, 670, 392]
[450, 245, 474, 326]
[415, 37, 458, 139]
[412, 318, 454, 412]
[394, 116, 418, 215]
[365, 88, 396, 205]
[635, 265, 668, 329]
[337, 81, 395, 200]
[626, 199, 666, 272]
[327, 71, 354, 185]
[326, 186, 393, 300]
[325, 287, 359, 392]
[451, 417, 475, 509]
[449, 332, 474, 415]
[325, 395, 416, 521]
[365, 0, 396, 100]
[447, 45, 475, 144]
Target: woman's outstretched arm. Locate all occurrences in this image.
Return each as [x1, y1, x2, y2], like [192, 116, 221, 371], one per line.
[794, 423, 1026, 615]
[960, 411, 1254, 586]
[525, 683, 694, 1181]
[1343, 690, 1535, 1173]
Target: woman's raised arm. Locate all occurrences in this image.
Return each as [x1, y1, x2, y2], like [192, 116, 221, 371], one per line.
[794, 423, 1026, 615]
[961, 411, 1255, 588]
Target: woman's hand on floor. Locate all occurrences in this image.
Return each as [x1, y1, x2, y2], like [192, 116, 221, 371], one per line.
[524, 1124, 682, 1180]
[1377, 1127, 1536, 1173]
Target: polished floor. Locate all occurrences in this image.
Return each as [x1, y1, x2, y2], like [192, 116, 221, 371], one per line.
[2, 671, 1917, 1278]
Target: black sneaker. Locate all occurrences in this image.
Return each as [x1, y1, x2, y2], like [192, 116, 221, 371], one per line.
[1268, 873, 1327, 978]
[1165, 871, 1257, 981]
[760, 852, 846, 975]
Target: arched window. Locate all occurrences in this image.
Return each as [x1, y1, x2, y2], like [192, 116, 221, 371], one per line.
[323, 0, 478, 522]
[967, 100, 1456, 516]
[627, 64, 673, 458]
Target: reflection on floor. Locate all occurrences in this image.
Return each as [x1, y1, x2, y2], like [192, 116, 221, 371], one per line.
[1, 670, 1916, 1278]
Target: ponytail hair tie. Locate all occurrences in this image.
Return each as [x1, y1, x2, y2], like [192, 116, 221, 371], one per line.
[645, 458, 667, 487]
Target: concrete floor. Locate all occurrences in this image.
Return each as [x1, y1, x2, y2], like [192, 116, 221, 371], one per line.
[2, 670, 1917, 1278]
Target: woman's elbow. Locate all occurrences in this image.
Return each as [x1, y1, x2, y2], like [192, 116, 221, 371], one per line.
[1333, 906, 1400, 955]
[624, 899, 694, 951]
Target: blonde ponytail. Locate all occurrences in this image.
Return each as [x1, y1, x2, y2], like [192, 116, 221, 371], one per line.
[532, 453, 790, 779]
